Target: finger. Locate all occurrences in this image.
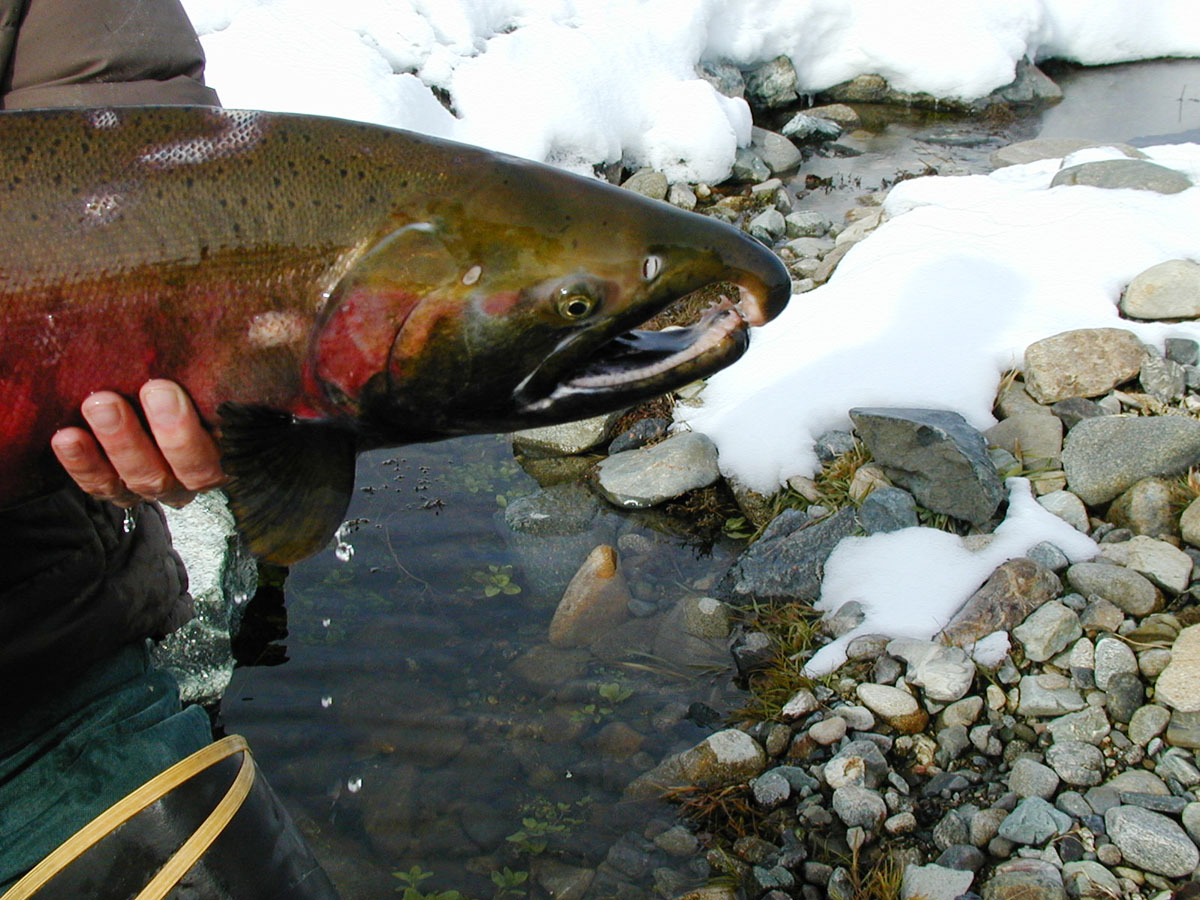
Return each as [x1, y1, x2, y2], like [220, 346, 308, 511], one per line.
[140, 380, 227, 493]
[81, 390, 185, 502]
[50, 426, 140, 506]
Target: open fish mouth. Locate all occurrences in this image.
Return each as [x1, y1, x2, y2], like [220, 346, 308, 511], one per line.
[518, 285, 764, 414]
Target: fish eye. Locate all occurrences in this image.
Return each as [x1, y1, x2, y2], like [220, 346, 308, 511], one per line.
[557, 292, 597, 320]
[642, 254, 662, 281]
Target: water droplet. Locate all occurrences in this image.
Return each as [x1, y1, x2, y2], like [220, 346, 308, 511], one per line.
[122, 508, 137, 533]
[321, 618, 331, 628]
[320, 696, 333, 708]
[347, 777, 362, 793]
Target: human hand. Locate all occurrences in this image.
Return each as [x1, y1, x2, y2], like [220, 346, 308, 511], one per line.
[50, 379, 226, 508]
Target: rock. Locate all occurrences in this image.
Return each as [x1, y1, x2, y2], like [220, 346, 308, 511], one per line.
[1060, 861, 1121, 900]
[855, 683, 928, 733]
[732, 147, 771, 184]
[1050, 397, 1111, 429]
[621, 169, 668, 200]
[1105, 805, 1200, 877]
[1009, 758, 1060, 800]
[1099, 535, 1193, 594]
[1035, 490, 1091, 534]
[1182, 497, 1200, 547]
[1167, 336, 1200, 364]
[990, 138, 1144, 168]
[1065, 562, 1161, 616]
[744, 56, 798, 108]
[939, 558, 1064, 646]
[532, 859, 594, 900]
[1017, 674, 1086, 716]
[996, 59, 1063, 105]
[1128, 704, 1171, 745]
[886, 638, 976, 702]
[1027, 541, 1070, 572]
[1106, 672, 1145, 724]
[825, 739, 891, 789]
[594, 431, 720, 509]
[832, 785, 887, 828]
[1140, 354, 1187, 401]
[1106, 477, 1180, 537]
[1023, 328, 1146, 403]
[985, 413, 1063, 468]
[680, 596, 733, 639]
[1045, 741, 1105, 786]
[548, 545, 631, 648]
[627, 728, 766, 798]
[719, 506, 858, 603]
[1154, 624, 1200, 712]
[1093, 634, 1139, 690]
[1046, 706, 1110, 745]
[667, 182, 697, 211]
[1012, 601, 1081, 662]
[508, 644, 590, 693]
[514, 411, 623, 455]
[825, 73, 890, 102]
[998, 797, 1073, 844]
[752, 769, 792, 809]
[981, 858, 1066, 900]
[859, 486, 919, 534]
[748, 207, 786, 243]
[607, 417, 670, 454]
[783, 210, 830, 238]
[850, 408, 1004, 524]
[751, 127, 802, 174]
[1051, 158, 1193, 193]
[781, 688, 819, 720]
[696, 60, 744, 98]
[902, 863, 974, 900]
[1168, 709, 1200, 748]
[780, 112, 842, 142]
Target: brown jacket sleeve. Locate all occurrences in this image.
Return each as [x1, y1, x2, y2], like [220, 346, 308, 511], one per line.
[0, 0, 219, 109]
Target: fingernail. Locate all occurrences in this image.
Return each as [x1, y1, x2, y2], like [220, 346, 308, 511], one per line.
[51, 433, 85, 461]
[83, 397, 122, 433]
[143, 384, 183, 423]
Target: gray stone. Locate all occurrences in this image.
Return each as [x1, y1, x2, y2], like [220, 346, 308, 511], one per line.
[744, 56, 798, 108]
[1106, 671, 1146, 724]
[855, 683, 928, 734]
[1035, 490, 1091, 534]
[887, 638, 976, 702]
[607, 417, 670, 454]
[515, 411, 622, 455]
[1045, 741, 1105, 786]
[1023, 328, 1146, 403]
[981, 858, 1066, 900]
[784, 210, 830, 238]
[970, 808, 1009, 847]
[825, 739, 892, 790]
[1051, 158, 1193, 193]
[1140, 354, 1187, 401]
[1154, 624, 1200, 712]
[732, 147, 771, 184]
[719, 506, 858, 603]
[1184, 802, 1200, 844]
[1166, 336, 1199, 365]
[808, 716, 847, 746]
[1167, 708, 1200, 748]
[850, 408, 1004, 524]
[832, 785, 887, 828]
[1013, 601, 1081, 662]
[783, 235, 834, 258]
[780, 112, 842, 142]
[1009, 758, 1061, 800]
[1105, 805, 1200, 877]
[621, 169, 668, 200]
[1046, 706, 1111, 746]
[748, 207, 786, 243]
[1017, 674, 1087, 716]
[1093, 634, 1139, 690]
[627, 728, 766, 798]
[1156, 747, 1200, 786]
[667, 182, 697, 211]
[859, 486, 919, 534]
[1098, 535, 1194, 594]
[1128, 704, 1171, 745]
[1060, 861, 1121, 900]
[997, 380, 1053, 418]
[594, 431, 720, 509]
[1051, 397, 1111, 429]
[990, 139, 1144, 168]
[1106, 477, 1180, 537]
[999, 797, 1073, 844]
[696, 60, 745, 98]
[1026, 541, 1070, 572]
[752, 769, 792, 809]
[1182, 497, 1200, 548]
[986, 413, 1063, 468]
[1066, 562, 1161, 616]
[901, 863, 974, 900]
[750, 127, 802, 174]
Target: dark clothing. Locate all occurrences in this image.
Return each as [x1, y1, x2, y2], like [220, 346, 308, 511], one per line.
[0, 0, 218, 108]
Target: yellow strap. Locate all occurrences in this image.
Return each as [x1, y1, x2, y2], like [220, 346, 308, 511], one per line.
[2, 735, 253, 900]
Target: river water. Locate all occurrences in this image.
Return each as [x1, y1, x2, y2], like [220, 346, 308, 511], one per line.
[219, 57, 1200, 900]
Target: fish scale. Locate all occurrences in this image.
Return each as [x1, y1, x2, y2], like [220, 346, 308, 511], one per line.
[0, 105, 791, 563]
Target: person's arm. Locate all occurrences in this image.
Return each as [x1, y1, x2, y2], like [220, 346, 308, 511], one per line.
[51, 381, 226, 508]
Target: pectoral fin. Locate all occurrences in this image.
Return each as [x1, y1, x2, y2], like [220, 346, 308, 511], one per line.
[217, 403, 358, 565]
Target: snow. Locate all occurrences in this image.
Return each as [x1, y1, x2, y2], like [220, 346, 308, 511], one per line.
[182, 0, 1200, 179]
[180, 0, 1200, 668]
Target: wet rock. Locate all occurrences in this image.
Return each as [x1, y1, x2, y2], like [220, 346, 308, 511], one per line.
[532, 859, 595, 900]
[751, 127, 801, 174]
[594, 431, 720, 509]
[744, 56, 798, 108]
[652, 601, 730, 670]
[1065, 562, 1161, 617]
[509, 644, 590, 694]
[627, 729, 766, 799]
[781, 112, 842, 142]
[997, 59, 1063, 105]
[985, 413, 1063, 468]
[850, 408, 1004, 524]
[1012, 601, 1080, 662]
[783, 210, 830, 238]
[1098, 535, 1193, 594]
[903, 863, 975, 900]
[1050, 158, 1193, 193]
[732, 147, 771, 184]
[859, 485, 919, 534]
[939, 558, 1064, 647]
[990, 138, 1144, 168]
[1105, 805, 1200, 877]
[680, 596, 732, 639]
[1023, 328, 1146, 403]
[1154, 624, 1200, 712]
[515, 412, 622, 455]
[621, 169, 668, 200]
[548, 545, 632, 648]
[1106, 477, 1180, 537]
[748, 207, 786, 243]
[825, 73, 890, 102]
[720, 506, 858, 603]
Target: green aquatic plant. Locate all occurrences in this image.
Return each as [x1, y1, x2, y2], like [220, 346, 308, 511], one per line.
[570, 681, 634, 723]
[504, 798, 590, 856]
[470, 564, 522, 598]
[392, 866, 474, 900]
[489, 867, 528, 899]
